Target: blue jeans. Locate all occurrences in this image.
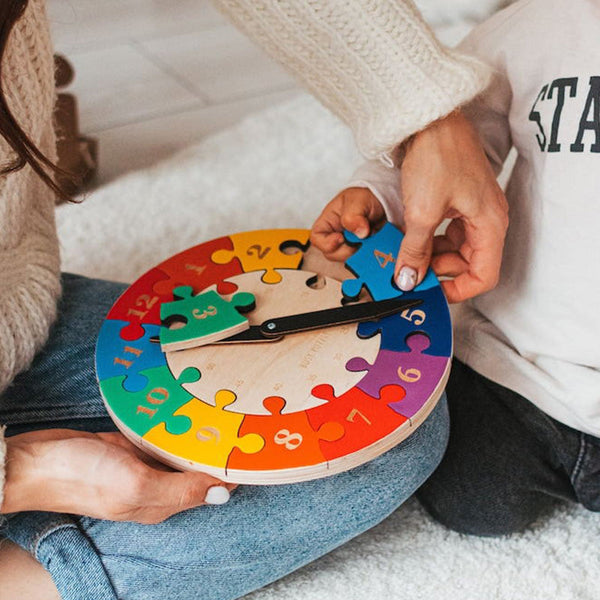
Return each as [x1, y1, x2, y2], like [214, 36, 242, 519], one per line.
[0, 274, 449, 600]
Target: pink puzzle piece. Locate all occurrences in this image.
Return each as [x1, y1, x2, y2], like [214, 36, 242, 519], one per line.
[346, 333, 449, 419]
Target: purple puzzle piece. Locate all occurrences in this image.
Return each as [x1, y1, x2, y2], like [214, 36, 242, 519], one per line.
[346, 333, 450, 419]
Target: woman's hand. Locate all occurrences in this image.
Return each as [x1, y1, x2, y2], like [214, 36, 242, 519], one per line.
[2, 429, 236, 524]
[310, 187, 386, 262]
[396, 110, 509, 303]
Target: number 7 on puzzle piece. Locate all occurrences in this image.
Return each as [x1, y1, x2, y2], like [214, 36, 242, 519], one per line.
[159, 286, 256, 352]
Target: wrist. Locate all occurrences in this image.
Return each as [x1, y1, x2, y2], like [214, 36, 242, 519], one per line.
[1, 436, 50, 514]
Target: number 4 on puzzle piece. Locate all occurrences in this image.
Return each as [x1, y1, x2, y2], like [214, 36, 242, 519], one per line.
[342, 222, 438, 301]
[159, 286, 256, 352]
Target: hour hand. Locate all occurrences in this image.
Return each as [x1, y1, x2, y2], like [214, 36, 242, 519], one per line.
[214, 296, 423, 344]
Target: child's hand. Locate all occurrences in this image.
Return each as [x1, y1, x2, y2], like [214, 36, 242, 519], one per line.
[311, 187, 386, 262]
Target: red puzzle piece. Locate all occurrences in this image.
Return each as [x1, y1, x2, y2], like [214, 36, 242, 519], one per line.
[307, 384, 408, 460]
[107, 268, 175, 341]
[228, 396, 344, 470]
[153, 236, 243, 297]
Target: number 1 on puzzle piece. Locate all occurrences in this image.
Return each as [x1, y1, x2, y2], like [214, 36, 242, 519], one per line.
[160, 286, 256, 351]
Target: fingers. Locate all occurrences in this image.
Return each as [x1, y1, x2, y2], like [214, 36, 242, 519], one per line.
[394, 203, 443, 291]
[310, 188, 385, 262]
[134, 468, 233, 523]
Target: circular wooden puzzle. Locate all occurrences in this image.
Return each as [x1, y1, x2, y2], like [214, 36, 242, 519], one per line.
[96, 225, 452, 484]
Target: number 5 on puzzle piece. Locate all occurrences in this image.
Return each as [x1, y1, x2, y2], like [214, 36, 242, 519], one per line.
[342, 222, 438, 301]
[159, 286, 256, 351]
[143, 390, 264, 470]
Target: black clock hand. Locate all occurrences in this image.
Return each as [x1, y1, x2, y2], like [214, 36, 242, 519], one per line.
[214, 296, 423, 343]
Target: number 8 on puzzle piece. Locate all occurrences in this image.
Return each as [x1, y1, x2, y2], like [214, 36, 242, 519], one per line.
[159, 286, 256, 351]
[342, 222, 438, 301]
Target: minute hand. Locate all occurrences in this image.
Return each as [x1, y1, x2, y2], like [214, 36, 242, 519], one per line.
[259, 297, 423, 338]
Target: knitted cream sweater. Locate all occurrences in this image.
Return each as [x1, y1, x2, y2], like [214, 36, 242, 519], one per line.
[211, 0, 490, 161]
[0, 0, 489, 511]
[0, 0, 61, 509]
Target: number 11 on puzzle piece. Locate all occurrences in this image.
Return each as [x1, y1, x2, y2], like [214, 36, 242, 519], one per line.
[159, 286, 256, 352]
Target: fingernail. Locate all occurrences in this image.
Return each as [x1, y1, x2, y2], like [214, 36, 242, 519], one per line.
[355, 227, 368, 239]
[205, 486, 230, 505]
[396, 266, 418, 291]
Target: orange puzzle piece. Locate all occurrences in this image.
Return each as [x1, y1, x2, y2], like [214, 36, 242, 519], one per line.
[228, 396, 344, 470]
[307, 384, 408, 460]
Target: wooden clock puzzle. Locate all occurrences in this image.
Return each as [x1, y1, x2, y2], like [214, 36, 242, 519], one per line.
[96, 224, 453, 484]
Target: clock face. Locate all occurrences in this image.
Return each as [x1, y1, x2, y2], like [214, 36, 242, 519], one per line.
[96, 228, 452, 484]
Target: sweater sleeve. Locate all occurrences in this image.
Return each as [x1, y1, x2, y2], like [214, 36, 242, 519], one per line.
[0, 0, 62, 512]
[210, 0, 491, 161]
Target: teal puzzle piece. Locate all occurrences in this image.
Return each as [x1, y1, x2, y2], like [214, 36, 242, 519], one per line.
[159, 286, 256, 351]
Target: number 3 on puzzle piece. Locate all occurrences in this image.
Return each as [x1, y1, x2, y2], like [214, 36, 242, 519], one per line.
[159, 286, 256, 352]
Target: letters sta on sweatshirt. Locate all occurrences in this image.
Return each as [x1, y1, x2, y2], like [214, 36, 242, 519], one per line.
[352, 0, 600, 436]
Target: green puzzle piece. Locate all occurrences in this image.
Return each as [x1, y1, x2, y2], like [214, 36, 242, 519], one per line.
[159, 286, 256, 351]
[100, 365, 200, 436]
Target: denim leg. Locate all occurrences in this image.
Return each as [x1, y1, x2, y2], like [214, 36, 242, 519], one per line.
[1, 273, 450, 600]
[0, 273, 127, 435]
[417, 360, 577, 537]
[63, 397, 449, 600]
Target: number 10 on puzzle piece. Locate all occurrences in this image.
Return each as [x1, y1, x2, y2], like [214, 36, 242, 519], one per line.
[159, 286, 256, 352]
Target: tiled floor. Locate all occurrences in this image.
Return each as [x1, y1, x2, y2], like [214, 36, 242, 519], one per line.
[48, 0, 300, 184]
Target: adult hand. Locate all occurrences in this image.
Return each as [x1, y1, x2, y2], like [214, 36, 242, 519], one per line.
[310, 187, 386, 262]
[395, 110, 509, 303]
[2, 429, 236, 524]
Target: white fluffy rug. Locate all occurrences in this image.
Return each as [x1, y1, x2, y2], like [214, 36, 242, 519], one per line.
[55, 1, 599, 594]
[56, 91, 599, 600]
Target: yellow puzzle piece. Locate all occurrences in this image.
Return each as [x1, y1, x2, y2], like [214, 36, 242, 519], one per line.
[211, 229, 310, 284]
[143, 390, 264, 468]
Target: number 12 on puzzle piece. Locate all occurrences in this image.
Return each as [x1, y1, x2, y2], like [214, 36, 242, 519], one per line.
[159, 286, 256, 352]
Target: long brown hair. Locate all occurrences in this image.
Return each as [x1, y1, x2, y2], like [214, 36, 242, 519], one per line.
[0, 0, 68, 200]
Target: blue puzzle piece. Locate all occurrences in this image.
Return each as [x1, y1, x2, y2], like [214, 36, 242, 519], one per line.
[356, 285, 452, 357]
[342, 222, 438, 301]
[96, 319, 167, 392]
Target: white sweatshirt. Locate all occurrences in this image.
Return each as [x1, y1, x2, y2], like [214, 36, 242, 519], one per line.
[351, 0, 600, 436]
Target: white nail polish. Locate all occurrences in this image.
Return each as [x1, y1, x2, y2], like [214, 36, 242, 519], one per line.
[396, 266, 418, 291]
[205, 486, 230, 505]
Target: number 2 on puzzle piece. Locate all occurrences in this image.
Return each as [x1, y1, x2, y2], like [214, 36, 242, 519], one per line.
[159, 286, 256, 352]
[307, 384, 408, 460]
[143, 390, 264, 469]
[346, 333, 449, 419]
[99, 366, 200, 436]
[211, 229, 310, 284]
[342, 222, 438, 301]
[228, 396, 344, 470]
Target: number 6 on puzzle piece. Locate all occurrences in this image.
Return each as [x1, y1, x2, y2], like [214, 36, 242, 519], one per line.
[160, 286, 256, 351]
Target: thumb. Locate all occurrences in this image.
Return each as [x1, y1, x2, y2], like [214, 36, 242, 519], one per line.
[394, 218, 436, 291]
[153, 470, 231, 511]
